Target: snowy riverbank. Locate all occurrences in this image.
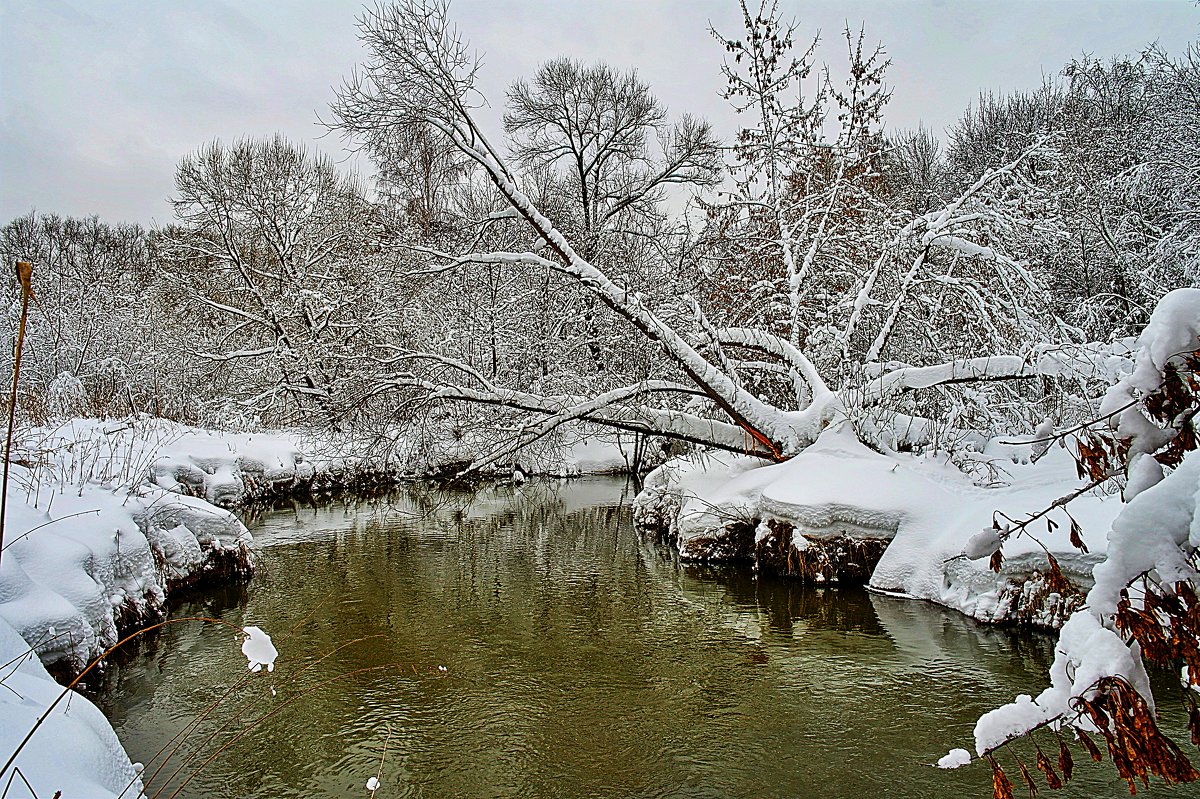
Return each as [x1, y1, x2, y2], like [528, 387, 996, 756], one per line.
[0, 415, 637, 796]
[635, 422, 1121, 629]
[0, 416, 318, 673]
[2, 416, 638, 670]
[0, 419, 262, 797]
[0, 616, 145, 798]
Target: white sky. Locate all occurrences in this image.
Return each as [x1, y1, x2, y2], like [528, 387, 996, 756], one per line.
[1, 0, 1197, 226]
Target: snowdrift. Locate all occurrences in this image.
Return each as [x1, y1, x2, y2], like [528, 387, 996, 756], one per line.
[635, 423, 1120, 628]
[0, 617, 144, 798]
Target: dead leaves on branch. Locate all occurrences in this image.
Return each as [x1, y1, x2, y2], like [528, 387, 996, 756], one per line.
[981, 579, 1200, 797]
[979, 348, 1200, 797]
[1073, 429, 1127, 483]
[986, 676, 1197, 799]
[1114, 580, 1200, 683]
[1073, 677, 1199, 792]
[1144, 355, 1200, 470]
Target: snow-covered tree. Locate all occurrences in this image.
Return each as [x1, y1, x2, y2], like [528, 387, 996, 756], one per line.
[164, 135, 403, 427]
[0, 213, 185, 420]
[329, 0, 1088, 471]
[701, 2, 893, 358]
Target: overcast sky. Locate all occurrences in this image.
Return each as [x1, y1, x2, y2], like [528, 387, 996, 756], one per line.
[1, 0, 1197, 226]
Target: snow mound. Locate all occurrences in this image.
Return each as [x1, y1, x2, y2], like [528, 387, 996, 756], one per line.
[1, 463, 252, 671]
[2, 420, 256, 672]
[634, 449, 766, 548]
[0, 616, 143, 797]
[637, 423, 1119, 626]
[149, 426, 313, 506]
[241, 625, 278, 673]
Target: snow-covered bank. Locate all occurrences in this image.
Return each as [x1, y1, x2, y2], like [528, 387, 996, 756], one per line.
[635, 423, 1119, 628]
[2, 416, 637, 669]
[0, 617, 143, 797]
[0, 419, 276, 798]
[19, 416, 638, 508]
[1, 459, 252, 672]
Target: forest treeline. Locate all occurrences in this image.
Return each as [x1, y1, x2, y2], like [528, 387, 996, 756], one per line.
[3, 0, 1197, 464]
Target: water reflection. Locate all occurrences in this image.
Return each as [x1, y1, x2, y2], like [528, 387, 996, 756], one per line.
[92, 478, 1187, 799]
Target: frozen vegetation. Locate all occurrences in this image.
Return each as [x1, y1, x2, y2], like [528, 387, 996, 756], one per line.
[4, 0, 1200, 793]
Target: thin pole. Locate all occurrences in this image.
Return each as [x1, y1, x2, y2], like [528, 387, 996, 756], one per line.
[1, 261, 34, 569]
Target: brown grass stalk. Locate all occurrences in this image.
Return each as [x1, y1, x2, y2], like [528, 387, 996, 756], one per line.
[0, 261, 35, 572]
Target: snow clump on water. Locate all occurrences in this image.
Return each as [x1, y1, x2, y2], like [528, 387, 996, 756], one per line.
[936, 748, 972, 769]
[241, 626, 278, 673]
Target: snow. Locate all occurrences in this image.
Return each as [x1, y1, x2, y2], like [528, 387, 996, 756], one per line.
[1098, 288, 1200, 499]
[973, 611, 1153, 754]
[1, 458, 252, 670]
[516, 433, 635, 477]
[868, 355, 1030, 400]
[0, 615, 143, 797]
[936, 748, 972, 769]
[1127, 287, 1200, 393]
[1088, 447, 1200, 618]
[963, 527, 1002, 561]
[968, 288, 1200, 753]
[638, 421, 1119, 625]
[633, 449, 767, 550]
[150, 426, 313, 506]
[241, 625, 278, 673]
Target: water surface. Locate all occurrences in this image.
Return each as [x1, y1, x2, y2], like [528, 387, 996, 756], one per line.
[94, 478, 1189, 798]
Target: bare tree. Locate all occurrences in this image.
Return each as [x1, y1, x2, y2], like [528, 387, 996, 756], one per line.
[505, 57, 720, 261]
[331, 0, 1084, 469]
[164, 135, 396, 427]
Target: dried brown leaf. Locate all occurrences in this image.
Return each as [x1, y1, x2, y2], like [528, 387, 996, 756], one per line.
[1068, 518, 1088, 554]
[1018, 758, 1039, 798]
[989, 755, 1016, 799]
[1077, 729, 1104, 763]
[1057, 738, 1074, 782]
[1036, 747, 1063, 789]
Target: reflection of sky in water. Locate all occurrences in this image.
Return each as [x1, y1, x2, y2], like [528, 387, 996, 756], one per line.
[92, 479, 1186, 799]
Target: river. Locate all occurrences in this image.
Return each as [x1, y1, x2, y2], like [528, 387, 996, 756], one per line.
[90, 478, 1188, 798]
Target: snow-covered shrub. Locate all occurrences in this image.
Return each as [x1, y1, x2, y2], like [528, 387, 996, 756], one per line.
[957, 288, 1200, 793]
[46, 371, 86, 419]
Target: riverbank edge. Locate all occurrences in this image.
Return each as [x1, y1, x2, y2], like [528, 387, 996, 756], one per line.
[2, 417, 645, 798]
[5, 417, 642, 674]
[630, 426, 1116, 634]
[634, 511, 1081, 633]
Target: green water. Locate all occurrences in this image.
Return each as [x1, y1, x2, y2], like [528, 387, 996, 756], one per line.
[93, 478, 1190, 798]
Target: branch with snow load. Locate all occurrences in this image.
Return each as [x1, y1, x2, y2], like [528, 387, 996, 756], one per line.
[944, 289, 1200, 793]
[377, 370, 779, 462]
[861, 340, 1137, 408]
[713, 327, 832, 406]
[408, 246, 797, 459]
[333, 1, 818, 460]
[863, 356, 1038, 404]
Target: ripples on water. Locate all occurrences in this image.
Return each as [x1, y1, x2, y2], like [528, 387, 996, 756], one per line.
[90, 478, 1188, 798]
